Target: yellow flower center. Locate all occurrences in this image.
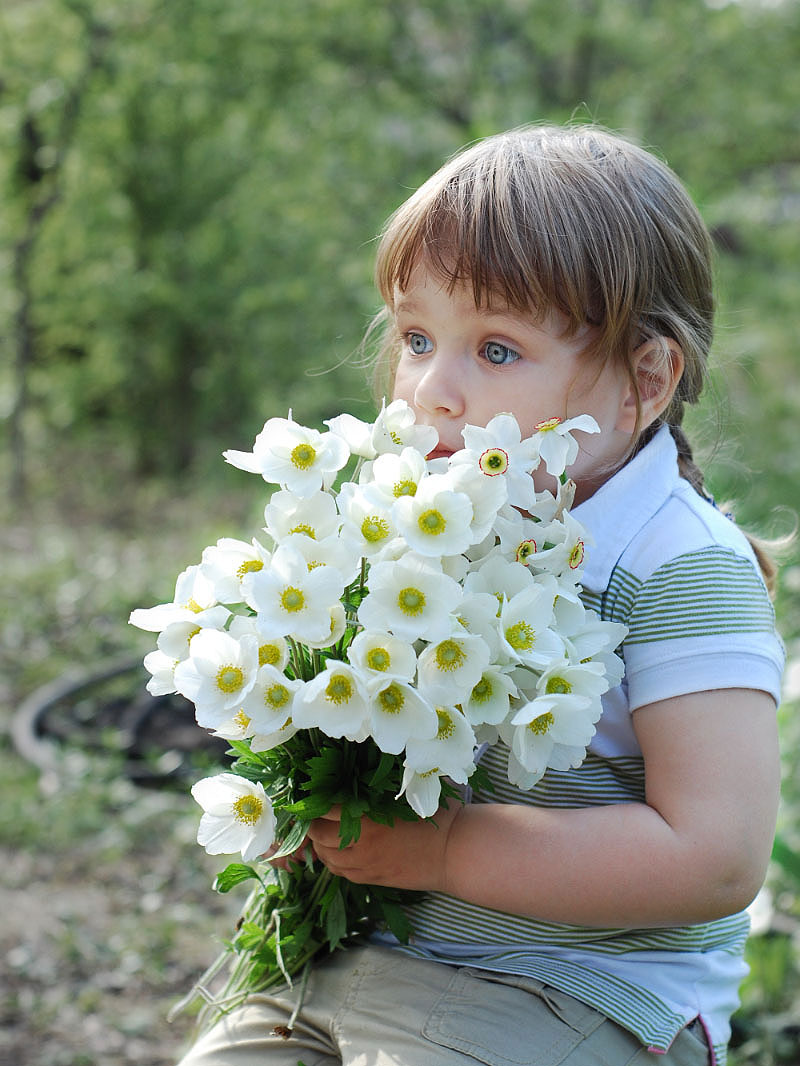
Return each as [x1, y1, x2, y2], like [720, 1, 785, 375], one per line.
[361, 515, 390, 544]
[280, 586, 305, 612]
[398, 586, 425, 615]
[528, 711, 555, 735]
[326, 673, 353, 704]
[265, 683, 290, 709]
[186, 598, 204, 614]
[434, 639, 465, 672]
[393, 478, 417, 497]
[259, 642, 282, 666]
[232, 793, 263, 826]
[366, 647, 391, 671]
[516, 539, 537, 563]
[377, 683, 405, 715]
[471, 676, 493, 704]
[436, 709, 456, 740]
[418, 508, 446, 536]
[291, 442, 317, 469]
[289, 523, 316, 539]
[545, 676, 572, 695]
[389, 430, 402, 445]
[234, 709, 251, 731]
[534, 417, 562, 432]
[236, 559, 264, 579]
[216, 665, 244, 693]
[506, 621, 535, 651]
[420, 766, 441, 778]
[568, 540, 585, 569]
[478, 447, 509, 476]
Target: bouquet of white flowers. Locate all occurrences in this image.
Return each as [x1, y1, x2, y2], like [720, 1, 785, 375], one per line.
[130, 400, 626, 1026]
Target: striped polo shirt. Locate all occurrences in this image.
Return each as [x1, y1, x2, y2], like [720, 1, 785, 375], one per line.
[379, 426, 785, 1065]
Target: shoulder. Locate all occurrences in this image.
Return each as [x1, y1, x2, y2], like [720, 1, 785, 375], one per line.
[608, 486, 776, 643]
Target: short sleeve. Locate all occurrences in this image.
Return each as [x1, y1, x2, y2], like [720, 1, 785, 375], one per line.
[608, 547, 785, 710]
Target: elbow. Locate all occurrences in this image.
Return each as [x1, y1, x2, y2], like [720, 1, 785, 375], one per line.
[697, 844, 772, 921]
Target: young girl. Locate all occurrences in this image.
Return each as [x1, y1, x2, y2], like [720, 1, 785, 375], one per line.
[177, 125, 785, 1066]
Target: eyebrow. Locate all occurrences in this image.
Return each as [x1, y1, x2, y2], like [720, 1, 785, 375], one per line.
[393, 296, 520, 321]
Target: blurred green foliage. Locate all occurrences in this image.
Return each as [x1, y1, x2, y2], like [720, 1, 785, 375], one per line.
[1, 1, 799, 1062]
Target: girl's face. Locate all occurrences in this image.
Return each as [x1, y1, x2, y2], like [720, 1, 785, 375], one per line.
[390, 263, 637, 503]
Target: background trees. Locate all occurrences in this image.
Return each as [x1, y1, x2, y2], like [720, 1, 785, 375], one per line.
[2, 0, 798, 508]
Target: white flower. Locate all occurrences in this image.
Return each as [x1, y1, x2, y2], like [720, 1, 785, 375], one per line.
[292, 660, 369, 740]
[364, 446, 428, 505]
[462, 666, 518, 727]
[143, 649, 180, 696]
[531, 414, 600, 477]
[357, 552, 462, 642]
[464, 549, 535, 604]
[371, 398, 438, 457]
[534, 660, 611, 704]
[241, 664, 304, 735]
[396, 765, 448, 819]
[303, 602, 348, 650]
[455, 413, 540, 509]
[346, 630, 417, 682]
[338, 482, 400, 558]
[224, 414, 349, 496]
[416, 632, 491, 705]
[129, 565, 226, 633]
[553, 601, 626, 690]
[399, 706, 477, 816]
[229, 616, 291, 673]
[282, 530, 361, 586]
[393, 473, 474, 556]
[324, 411, 378, 458]
[366, 679, 438, 755]
[499, 580, 564, 669]
[452, 591, 504, 659]
[444, 462, 508, 544]
[249, 716, 299, 754]
[174, 629, 260, 728]
[502, 688, 602, 784]
[142, 617, 211, 695]
[242, 542, 345, 643]
[326, 398, 438, 459]
[263, 488, 341, 544]
[191, 773, 276, 862]
[200, 537, 272, 604]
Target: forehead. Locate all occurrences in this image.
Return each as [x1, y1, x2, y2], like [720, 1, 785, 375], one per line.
[392, 262, 581, 341]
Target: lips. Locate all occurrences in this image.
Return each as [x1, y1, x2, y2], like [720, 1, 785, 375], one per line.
[426, 445, 456, 461]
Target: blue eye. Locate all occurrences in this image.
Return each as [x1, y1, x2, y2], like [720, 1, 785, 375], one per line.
[407, 332, 433, 355]
[484, 342, 519, 365]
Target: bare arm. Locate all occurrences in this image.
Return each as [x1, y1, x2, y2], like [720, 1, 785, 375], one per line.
[308, 688, 781, 927]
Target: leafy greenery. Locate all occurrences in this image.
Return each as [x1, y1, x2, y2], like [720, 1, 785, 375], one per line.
[1, 0, 799, 1062]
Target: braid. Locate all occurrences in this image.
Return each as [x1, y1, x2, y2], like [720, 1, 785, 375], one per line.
[668, 423, 708, 501]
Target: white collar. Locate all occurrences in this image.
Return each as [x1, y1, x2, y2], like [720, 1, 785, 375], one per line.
[571, 425, 680, 593]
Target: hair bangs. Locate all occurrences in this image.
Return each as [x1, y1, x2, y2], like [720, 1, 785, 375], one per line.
[375, 152, 593, 337]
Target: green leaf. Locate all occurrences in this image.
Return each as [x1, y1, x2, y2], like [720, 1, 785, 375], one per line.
[236, 921, 270, 952]
[270, 818, 311, 860]
[367, 751, 397, 791]
[379, 899, 413, 944]
[323, 884, 348, 948]
[214, 863, 262, 894]
[283, 793, 334, 820]
[339, 797, 370, 848]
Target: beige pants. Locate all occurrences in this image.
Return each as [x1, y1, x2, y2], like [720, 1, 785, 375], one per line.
[176, 944, 710, 1066]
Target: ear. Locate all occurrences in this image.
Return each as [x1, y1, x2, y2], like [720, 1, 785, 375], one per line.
[616, 338, 684, 435]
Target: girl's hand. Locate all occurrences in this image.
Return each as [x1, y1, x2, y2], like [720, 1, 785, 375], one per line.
[306, 802, 460, 892]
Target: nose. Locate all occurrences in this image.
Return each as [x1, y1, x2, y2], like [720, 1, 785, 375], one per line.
[412, 351, 466, 420]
